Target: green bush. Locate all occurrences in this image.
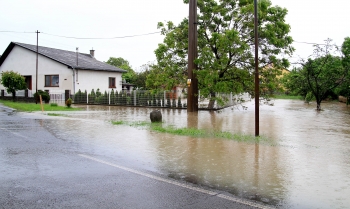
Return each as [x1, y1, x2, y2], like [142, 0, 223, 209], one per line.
[50, 103, 58, 107]
[34, 90, 50, 103]
[66, 98, 72, 108]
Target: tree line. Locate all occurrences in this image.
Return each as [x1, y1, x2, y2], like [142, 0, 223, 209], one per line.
[2, 0, 349, 111]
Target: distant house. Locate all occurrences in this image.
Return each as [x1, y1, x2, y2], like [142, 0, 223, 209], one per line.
[0, 42, 126, 96]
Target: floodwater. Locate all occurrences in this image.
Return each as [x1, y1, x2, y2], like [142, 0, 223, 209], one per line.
[30, 99, 350, 208]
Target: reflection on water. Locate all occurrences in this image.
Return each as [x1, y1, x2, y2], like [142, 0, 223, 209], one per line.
[40, 100, 350, 208]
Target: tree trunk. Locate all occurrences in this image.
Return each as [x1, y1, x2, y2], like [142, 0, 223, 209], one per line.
[12, 91, 16, 102]
[316, 101, 321, 111]
[208, 92, 216, 109]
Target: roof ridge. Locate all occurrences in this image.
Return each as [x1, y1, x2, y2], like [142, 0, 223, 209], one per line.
[6, 42, 127, 73]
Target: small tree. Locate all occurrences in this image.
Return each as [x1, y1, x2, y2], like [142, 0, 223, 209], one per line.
[0, 71, 27, 101]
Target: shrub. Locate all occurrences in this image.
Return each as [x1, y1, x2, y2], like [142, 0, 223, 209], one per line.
[177, 97, 182, 108]
[66, 98, 72, 108]
[34, 90, 50, 103]
[50, 103, 58, 107]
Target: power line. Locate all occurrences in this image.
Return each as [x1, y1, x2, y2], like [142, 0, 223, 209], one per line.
[0, 31, 35, 33]
[41, 31, 161, 39]
[0, 30, 342, 46]
[294, 41, 341, 47]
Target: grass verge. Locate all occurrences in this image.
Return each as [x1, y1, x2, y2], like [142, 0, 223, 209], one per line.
[0, 100, 80, 112]
[273, 94, 303, 100]
[112, 120, 267, 143]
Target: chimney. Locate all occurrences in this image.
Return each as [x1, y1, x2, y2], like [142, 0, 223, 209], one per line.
[90, 48, 95, 58]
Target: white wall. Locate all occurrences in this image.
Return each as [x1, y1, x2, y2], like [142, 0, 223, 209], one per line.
[75, 69, 123, 94]
[0, 45, 72, 93]
[0, 45, 123, 96]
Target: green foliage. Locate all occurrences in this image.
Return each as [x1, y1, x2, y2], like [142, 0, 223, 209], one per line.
[134, 63, 152, 89]
[110, 89, 116, 104]
[50, 103, 58, 107]
[74, 89, 87, 104]
[337, 37, 350, 103]
[88, 89, 96, 104]
[150, 0, 294, 107]
[66, 98, 72, 108]
[34, 90, 50, 103]
[111, 120, 266, 142]
[106, 57, 136, 83]
[283, 39, 349, 110]
[178, 96, 182, 107]
[0, 70, 27, 101]
[47, 113, 66, 117]
[282, 68, 309, 97]
[273, 94, 303, 100]
[172, 98, 176, 108]
[0, 99, 79, 111]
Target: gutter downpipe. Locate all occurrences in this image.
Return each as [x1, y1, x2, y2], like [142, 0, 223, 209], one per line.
[70, 66, 76, 96]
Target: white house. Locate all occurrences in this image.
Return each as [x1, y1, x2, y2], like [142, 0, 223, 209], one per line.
[0, 42, 126, 97]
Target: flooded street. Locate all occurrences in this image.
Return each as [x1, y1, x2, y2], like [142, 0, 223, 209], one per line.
[24, 99, 350, 208]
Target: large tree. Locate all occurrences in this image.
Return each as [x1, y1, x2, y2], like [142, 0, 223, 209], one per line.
[151, 0, 294, 108]
[106, 57, 136, 83]
[337, 37, 350, 104]
[284, 39, 348, 111]
[0, 71, 27, 101]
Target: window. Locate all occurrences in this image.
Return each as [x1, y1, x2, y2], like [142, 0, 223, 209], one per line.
[45, 75, 59, 87]
[109, 77, 116, 88]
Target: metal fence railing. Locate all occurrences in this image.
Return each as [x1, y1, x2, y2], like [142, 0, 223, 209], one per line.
[0, 88, 251, 110]
[73, 89, 251, 110]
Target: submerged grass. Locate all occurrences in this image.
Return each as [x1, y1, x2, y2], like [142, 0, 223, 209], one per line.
[111, 121, 149, 127]
[47, 113, 67, 117]
[112, 120, 267, 143]
[0, 100, 80, 112]
[273, 94, 303, 100]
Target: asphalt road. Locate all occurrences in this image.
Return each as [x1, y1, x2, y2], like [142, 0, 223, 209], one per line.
[0, 105, 271, 209]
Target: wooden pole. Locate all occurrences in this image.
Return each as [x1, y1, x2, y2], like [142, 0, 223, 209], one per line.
[254, 0, 260, 136]
[187, 0, 198, 112]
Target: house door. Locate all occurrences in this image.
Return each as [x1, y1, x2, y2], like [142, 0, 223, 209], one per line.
[24, 76, 32, 90]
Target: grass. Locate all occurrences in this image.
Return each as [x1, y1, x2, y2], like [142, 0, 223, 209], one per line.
[47, 113, 67, 117]
[112, 120, 267, 143]
[0, 100, 80, 112]
[273, 94, 303, 100]
[151, 125, 263, 142]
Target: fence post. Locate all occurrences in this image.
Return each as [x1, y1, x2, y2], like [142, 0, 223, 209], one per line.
[164, 91, 166, 106]
[87, 91, 89, 104]
[230, 92, 233, 105]
[134, 90, 137, 106]
[65, 90, 70, 102]
[1, 89, 4, 98]
[108, 90, 110, 105]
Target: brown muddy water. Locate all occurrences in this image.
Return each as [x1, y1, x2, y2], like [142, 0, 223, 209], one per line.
[27, 99, 350, 208]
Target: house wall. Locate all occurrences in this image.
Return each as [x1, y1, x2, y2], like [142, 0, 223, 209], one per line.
[0, 45, 124, 96]
[75, 69, 123, 94]
[0, 45, 73, 93]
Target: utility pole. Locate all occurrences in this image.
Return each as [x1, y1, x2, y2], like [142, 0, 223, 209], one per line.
[35, 30, 40, 104]
[187, 0, 198, 112]
[254, 0, 260, 137]
[76, 47, 79, 66]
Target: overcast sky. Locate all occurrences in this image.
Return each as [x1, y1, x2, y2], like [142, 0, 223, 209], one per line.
[1, 0, 349, 71]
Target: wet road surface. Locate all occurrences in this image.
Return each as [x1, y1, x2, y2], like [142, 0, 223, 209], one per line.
[0, 104, 269, 209]
[1, 99, 350, 208]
